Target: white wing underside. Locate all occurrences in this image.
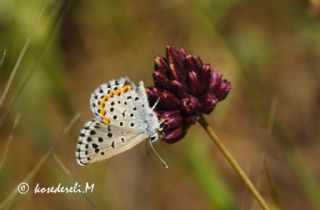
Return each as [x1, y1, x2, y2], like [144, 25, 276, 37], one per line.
[76, 119, 148, 165]
[76, 77, 154, 166]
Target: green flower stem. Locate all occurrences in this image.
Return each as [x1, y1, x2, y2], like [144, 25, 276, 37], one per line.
[198, 115, 270, 210]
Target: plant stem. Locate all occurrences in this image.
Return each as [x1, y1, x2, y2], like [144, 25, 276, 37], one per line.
[198, 115, 270, 210]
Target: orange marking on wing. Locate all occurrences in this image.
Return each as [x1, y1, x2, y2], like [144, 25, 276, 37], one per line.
[98, 84, 131, 124]
[103, 118, 110, 124]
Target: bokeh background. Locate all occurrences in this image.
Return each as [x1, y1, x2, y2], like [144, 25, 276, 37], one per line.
[1, 0, 320, 209]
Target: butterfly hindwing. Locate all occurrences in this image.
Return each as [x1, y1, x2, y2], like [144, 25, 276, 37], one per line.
[76, 119, 148, 165]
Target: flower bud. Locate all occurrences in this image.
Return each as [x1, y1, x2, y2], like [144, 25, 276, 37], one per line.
[159, 90, 181, 109]
[161, 110, 183, 130]
[185, 55, 197, 71]
[154, 56, 169, 72]
[197, 64, 211, 94]
[166, 46, 184, 67]
[179, 48, 187, 57]
[200, 64, 211, 82]
[187, 70, 201, 95]
[166, 46, 185, 81]
[181, 95, 200, 114]
[146, 87, 162, 104]
[200, 93, 218, 114]
[208, 71, 221, 92]
[215, 79, 231, 101]
[153, 71, 170, 89]
[170, 80, 188, 98]
[184, 114, 198, 126]
[162, 126, 186, 144]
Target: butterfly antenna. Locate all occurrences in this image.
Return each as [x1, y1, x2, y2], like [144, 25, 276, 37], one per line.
[149, 140, 168, 168]
[151, 97, 160, 110]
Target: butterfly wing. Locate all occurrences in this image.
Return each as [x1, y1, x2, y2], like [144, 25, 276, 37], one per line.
[89, 77, 147, 133]
[76, 77, 159, 166]
[76, 119, 148, 165]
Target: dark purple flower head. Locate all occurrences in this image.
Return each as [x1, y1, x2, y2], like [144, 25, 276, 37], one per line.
[147, 46, 231, 144]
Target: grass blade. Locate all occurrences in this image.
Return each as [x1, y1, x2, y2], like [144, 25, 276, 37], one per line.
[53, 154, 100, 210]
[0, 113, 80, 210]
[0, 113, 21, 171]
[0, 0, 47, 108]
[0, 0, 75, 126]
[264, 159, 282, 210]
[0, 49, 6, 67]
[185, 135, 239, 210]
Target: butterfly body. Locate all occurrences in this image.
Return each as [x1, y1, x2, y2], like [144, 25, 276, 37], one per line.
[76, 77, 159, 166]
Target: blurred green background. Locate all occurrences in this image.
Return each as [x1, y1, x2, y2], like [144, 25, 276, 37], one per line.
[1, 0, 320, 209]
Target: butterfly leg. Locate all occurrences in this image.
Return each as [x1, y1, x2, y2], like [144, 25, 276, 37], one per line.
[151, 97, 160, 110]
[158, 118, 167, 132]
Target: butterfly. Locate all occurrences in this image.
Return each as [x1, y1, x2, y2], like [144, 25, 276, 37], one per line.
[76, 77, 163, 166]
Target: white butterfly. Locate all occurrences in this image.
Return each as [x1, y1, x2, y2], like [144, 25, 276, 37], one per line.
[76, 77, 164, 166]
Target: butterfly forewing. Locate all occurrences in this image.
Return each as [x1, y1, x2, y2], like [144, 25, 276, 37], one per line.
[89, 77, 146, 133]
